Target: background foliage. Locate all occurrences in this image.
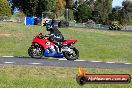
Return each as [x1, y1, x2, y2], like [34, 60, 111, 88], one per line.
[0, 0, 11, 18]
[1, 0, 132, 25]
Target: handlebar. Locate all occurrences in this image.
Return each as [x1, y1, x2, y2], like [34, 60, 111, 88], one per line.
[38, 33, 52, 39]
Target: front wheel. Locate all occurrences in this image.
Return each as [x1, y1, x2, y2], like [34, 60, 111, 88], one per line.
[63, 47, 79, 60]
[28, 46, 43, 58]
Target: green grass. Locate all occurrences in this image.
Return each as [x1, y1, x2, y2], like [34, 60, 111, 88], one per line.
[64, 29, 132, 63]
[0, 22, 132, 63]
[0, 65, 131, 88]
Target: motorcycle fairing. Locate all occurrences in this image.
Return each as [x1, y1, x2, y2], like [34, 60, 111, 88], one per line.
[44, 48, 64, 58]
[62, 39, 78, 45]
[32, 36, 55, 49]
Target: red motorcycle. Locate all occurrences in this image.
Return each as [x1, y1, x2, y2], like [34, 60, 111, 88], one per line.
[28, 33, 79, 60]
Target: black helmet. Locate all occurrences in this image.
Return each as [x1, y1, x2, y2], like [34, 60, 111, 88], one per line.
[46, 19, 55, 31]
[46, 24, 53, 31]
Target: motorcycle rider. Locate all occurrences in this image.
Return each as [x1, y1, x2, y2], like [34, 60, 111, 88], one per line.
[45, 19, 64, 52]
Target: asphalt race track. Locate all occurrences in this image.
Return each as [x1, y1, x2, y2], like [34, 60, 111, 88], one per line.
[0, 57, 132, 69]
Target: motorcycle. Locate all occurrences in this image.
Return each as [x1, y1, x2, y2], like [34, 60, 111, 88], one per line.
[28, 33, 79, 60]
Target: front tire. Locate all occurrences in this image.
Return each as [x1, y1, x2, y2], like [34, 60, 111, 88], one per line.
[28, 46, 43, 59]
[63, 47, 79, 60]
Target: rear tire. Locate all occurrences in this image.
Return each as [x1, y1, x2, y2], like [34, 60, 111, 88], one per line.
[63, 47, 79, 60]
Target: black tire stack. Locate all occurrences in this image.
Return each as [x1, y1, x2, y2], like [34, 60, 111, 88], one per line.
[108, 24, 121, 30]
[58, 20, 69, 28]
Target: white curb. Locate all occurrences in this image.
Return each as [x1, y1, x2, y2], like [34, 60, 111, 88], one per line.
[2, 56, 14, 57]
[74, 60, 86, 61]
[105, 62, 115, 63]
[29, 63, 43, 65]
[90, 61, 103, 63]
[124, 63, 132, 65]
[4, 62, 15, 64]
[58, 59, 67, 60]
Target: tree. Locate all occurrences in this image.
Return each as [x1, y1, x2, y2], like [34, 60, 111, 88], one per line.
[12, 0, 55, 17]
[35, 0, 55, 17]
[109, 0, 132, 27]
[122, 0, 132, 20]
[0, 0, 11, 17]
[74, 3, 92, 22]
[94, 0, 112, 24]
[122, 0, 132, 12]
[109, 6, 121, 21]
[73, 0, 78, 9]
[78, 0, 84, 5]
[119, 0, 132, 26]
[65, 0, 73, 8]
[65, 0, 74, 21]
[7, 0, 15, 14]
[55, 0, 66, 18]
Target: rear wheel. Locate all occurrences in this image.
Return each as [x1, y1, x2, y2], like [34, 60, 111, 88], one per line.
[63, 47, 79, 60]
[28, 46, 43, 58]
